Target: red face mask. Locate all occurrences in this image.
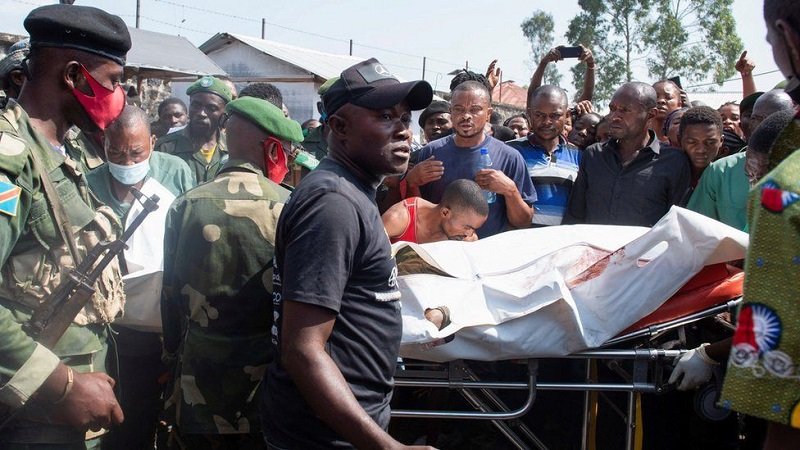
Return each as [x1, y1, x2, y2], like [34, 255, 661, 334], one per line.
[263, 136, 289, 183]
[72, 65, 126, 130]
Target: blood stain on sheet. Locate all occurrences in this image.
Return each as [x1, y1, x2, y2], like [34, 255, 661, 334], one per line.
[565, 247, 622, 289]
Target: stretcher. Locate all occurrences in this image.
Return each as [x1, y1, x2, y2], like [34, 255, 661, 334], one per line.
[392, 263, 744, 450]
[390, 208, 748, 450]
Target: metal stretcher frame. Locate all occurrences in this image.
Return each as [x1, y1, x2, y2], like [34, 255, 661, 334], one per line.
[391, 295, 743, 450]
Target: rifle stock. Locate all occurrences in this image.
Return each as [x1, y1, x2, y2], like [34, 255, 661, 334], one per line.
[24, 189, 160, 348]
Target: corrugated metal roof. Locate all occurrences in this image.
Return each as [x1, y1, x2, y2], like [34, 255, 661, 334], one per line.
[491, 81, 527, 109]
[201, 33, 364, 80]
[127, 27, 227, 78]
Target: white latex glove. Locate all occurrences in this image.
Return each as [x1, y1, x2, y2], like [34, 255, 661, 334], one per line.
[668, 344, 717, 391]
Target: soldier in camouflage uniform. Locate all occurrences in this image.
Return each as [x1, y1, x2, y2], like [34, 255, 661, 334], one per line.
[161, 96, 303, 449]
[0, 5, 129, 448]
[155, 76, 232, 183]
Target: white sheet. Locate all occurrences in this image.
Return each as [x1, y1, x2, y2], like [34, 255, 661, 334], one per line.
[397, 206, 748, 362]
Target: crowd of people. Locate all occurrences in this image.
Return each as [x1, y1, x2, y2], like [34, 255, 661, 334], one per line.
[0, 1, 799, 449]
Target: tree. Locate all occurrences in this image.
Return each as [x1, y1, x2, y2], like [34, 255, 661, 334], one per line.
[566, 0, 651, 106]
[564, 0, 743, 106]
[642, 0, 743, 85]
[521, 11, 562, 86]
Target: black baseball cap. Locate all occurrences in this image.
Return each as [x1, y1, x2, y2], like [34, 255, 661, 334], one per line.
[322, 58, 432, 116]
[24, 4, 131, 66]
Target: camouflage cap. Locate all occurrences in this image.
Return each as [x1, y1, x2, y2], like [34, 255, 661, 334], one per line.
[226, 96, 304, 143]
[186, 76, 233, 103]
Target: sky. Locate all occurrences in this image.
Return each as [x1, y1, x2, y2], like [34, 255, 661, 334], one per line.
[0, 0, 785, 98]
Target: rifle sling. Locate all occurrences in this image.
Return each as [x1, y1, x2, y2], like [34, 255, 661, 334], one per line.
[29, 149, 83, 265]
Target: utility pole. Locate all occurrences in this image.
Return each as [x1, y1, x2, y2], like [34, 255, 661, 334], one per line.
[422, 57, 426, 81]
[465, 60, 469, 71]
[349, 39, 353, 56]
[135, 0, 141, 28]
[261, 19, 266, 39]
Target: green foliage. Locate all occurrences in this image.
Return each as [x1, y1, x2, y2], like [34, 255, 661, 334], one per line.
[521, 10, 562, 86]
[563, 0, 743, 106]
[642, 0, 743, 85]
[566, 0, 651, 106]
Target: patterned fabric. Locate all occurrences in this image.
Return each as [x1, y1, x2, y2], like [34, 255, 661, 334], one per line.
[0, 99, 122, 444]
[162, 159, 289, 434]
[720, 130, 800, 428]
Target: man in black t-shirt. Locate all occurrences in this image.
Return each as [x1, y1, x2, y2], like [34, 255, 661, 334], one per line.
[261, 58, 434, 450]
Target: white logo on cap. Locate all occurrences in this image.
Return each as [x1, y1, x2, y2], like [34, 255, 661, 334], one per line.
[374, 64, 392, 77]
[200, 77, 213, 87]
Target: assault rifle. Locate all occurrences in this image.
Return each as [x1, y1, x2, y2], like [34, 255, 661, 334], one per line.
[24, 188, 160, 347]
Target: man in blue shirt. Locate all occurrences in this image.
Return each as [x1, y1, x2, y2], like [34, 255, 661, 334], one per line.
[406, 80, 535, 237]
[508, 85, 582, 226]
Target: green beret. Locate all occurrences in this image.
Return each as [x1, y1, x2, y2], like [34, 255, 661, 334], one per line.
[226, 97, 304, 143]
[318, 77, 339, 95]
[186, 76, 233, 103]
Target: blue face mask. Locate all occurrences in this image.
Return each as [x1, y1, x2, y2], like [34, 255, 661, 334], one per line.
[108, 157, 150, 186]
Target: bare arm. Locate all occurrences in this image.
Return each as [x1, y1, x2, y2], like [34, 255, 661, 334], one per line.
[736, 51, 757, 98]
[281, 301, 427, 450]
[527, 48, 562, 111]
[578, 46, 595, 102]
[704, 337, 733, 364]
[381, 201, 411, 240]
[485, 59, 501, 90]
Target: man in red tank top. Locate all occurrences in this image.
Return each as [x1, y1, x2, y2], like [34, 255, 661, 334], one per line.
[382, 179, 488, 244]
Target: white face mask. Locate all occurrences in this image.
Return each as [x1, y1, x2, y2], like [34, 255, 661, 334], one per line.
[108, 157, 150, 186]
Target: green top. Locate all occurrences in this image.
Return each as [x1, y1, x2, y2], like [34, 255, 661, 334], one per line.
[0, 100, 119, 412]
[86, 151, 196, 219]
[686, 151, 749, 231]
[301, 124, 328, 160]
[64, 126, 104, 174]
[161, 158, 289, 434]
[720, 133, 800, 428]
[155, 127, 227, 184]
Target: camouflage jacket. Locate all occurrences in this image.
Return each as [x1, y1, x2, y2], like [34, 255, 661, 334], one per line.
[162, 159, 289, 434]
[0, 100, 124, 412]
[155, 127, 227, 184]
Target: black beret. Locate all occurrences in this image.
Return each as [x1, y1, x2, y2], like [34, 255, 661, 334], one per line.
[24, 5, 131, 66]
[418, 100, 451, 127]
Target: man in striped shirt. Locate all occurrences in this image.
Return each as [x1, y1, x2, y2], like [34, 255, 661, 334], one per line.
[508, 85, 582, 226]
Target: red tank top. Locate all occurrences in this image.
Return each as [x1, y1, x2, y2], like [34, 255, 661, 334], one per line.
[391, 197, 418, 244]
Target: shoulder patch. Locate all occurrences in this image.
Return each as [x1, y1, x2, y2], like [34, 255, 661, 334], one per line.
[0, 180, 21, 217]
[0, 132, 26, 157]
[0, 132, 29, 177]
